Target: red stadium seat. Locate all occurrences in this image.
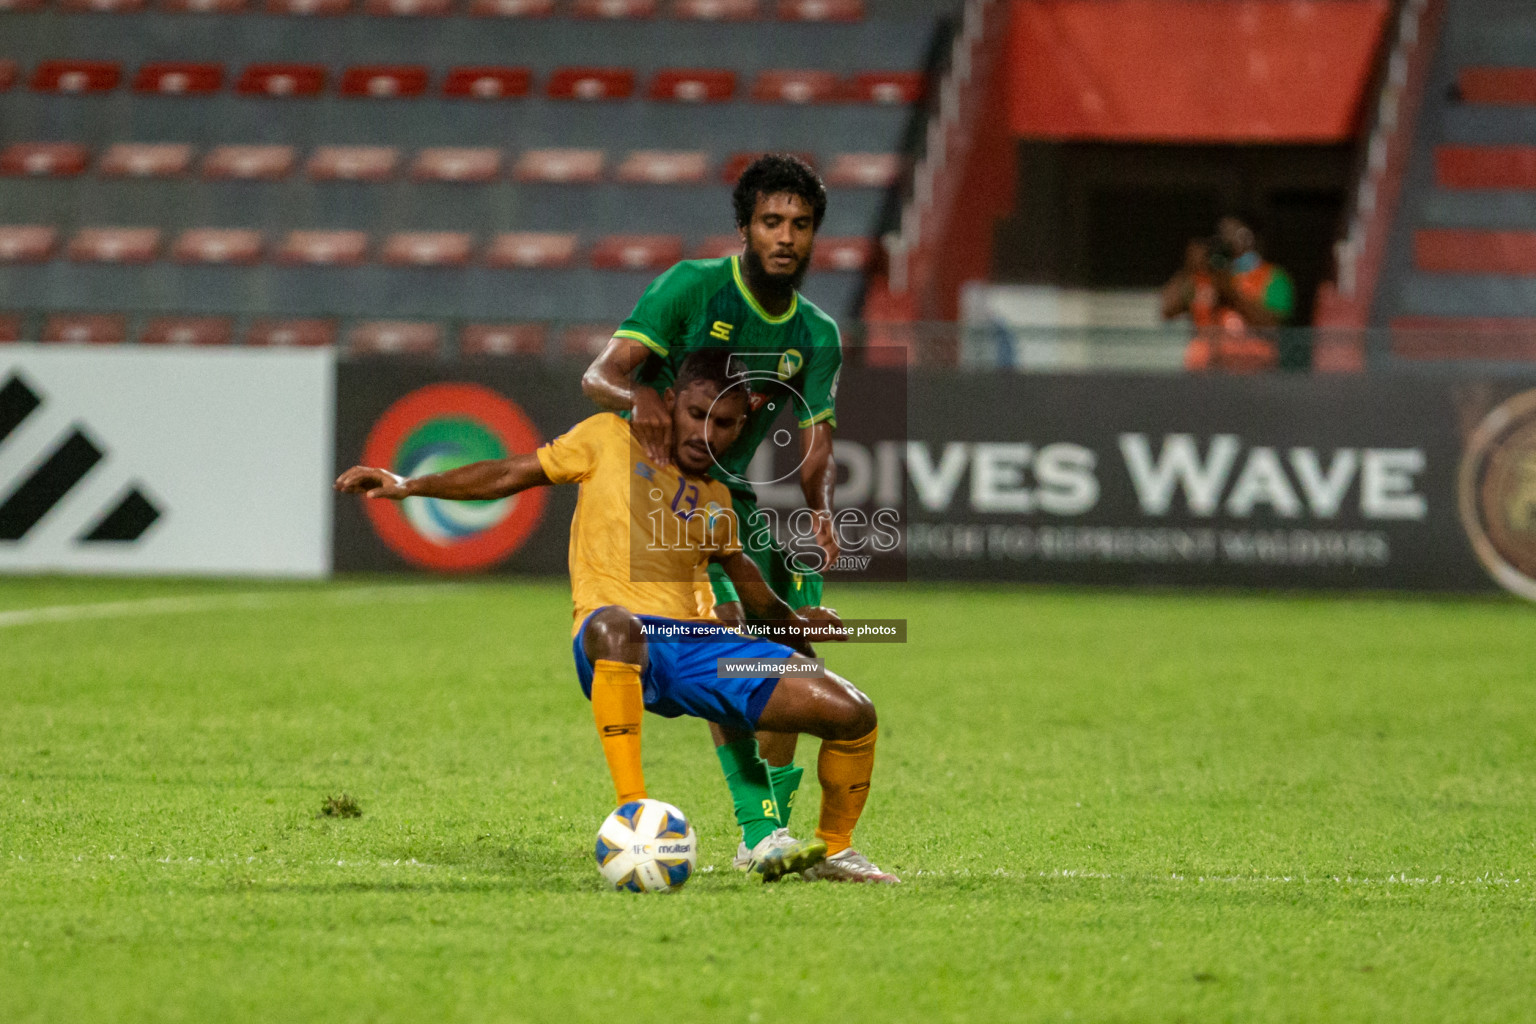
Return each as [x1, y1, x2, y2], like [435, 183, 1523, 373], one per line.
[547, 67, 635, 101]
[671, 0, 758, 19]
[1435, 146, 1536, 190]
[276, 230, 369, 266]
[340, 65, 430, 99]
[0, 226, 58, 264]
[484, 232, 579, 268]
[1391, 317, 1536, 362]
[173, 228, 265, 265]
[60, 0, 147, 12]
[235, 64, 327, 97]
[307, 145, 400, 181]
[443, 67, 532, 99]
[381, 232, 474, 267]
[776, 0, 860, 20]
[719, 151, 815, 184]
[246, 319, 336, 346]
[203, 145, 297, 180]
[43, 314, 128, 345]
[825, 152, 900, 187]
[411, 148, 503, 182]
[615, 150, 710, 184]
[67, 228, 161, 264]
[0, 61, 15, 92]
[572, 0, 656, 17]
[99, 143, 195, 178]
[1458, 67, 1536, 106]
[264, 0, 351, 12]
[0, 0, 45, 10]
[140, 316, 234, 346]
[811, 236, 871, 272]
[1416, 229, 1536, 274]
[159, 0, 249, 10]
[465, 0, 553, 13]
[848, 71, 925, 105]
[590, 234, 684, 271]
[691, 236, 740, 260]
[649, 69, 735, 103]
[363, 0, 451, 13]
[347, 320, 442, 356]
[133, 62, 224, 95]
[460, 323, 547, 356]
[513, 148, 605, 183]
[0, 314, 22, 343]
[562, 324, 619, 357]
[751, 70, 838, 104]
[31, 61, 122, 94]
[0, 143, 91, 178]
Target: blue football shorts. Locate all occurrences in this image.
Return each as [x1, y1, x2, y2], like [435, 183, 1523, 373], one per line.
[572, 608, 796, 733]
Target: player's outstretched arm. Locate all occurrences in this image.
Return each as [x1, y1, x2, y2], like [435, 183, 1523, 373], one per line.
[582, 337, 672, 466]
[798, 421, 839, 567]
[334, 453, 552, 502]
[713, 550, 846, 656]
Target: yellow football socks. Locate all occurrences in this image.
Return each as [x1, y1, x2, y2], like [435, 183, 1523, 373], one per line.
[814, 727, 878, 856]
[590, 660, 646, 804]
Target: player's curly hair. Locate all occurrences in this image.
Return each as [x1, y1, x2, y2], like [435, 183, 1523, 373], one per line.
[674, 349, 749, 402]
[732, 154, 827, 231]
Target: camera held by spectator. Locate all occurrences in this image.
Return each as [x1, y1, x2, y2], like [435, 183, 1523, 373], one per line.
[1162, 215, 1296, 372]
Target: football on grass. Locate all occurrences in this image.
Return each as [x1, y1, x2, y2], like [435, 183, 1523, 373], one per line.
[593, 799, 698, 893]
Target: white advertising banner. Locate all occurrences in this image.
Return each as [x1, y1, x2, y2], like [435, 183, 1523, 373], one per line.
[0, 347, 334, 577]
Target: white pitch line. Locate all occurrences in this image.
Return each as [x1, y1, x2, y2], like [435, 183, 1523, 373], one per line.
[0, 584, 473, 630]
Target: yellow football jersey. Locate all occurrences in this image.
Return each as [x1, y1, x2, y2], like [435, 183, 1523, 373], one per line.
[536, 413, 742, 635]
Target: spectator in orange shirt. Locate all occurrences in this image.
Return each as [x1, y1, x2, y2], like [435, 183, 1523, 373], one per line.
[1162, 215, 1296, 372]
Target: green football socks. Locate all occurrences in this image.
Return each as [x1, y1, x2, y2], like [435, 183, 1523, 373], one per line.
[715, 738, 779, 850]
[768, 763, 805, 830]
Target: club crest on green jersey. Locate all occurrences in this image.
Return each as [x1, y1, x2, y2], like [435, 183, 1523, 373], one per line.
[777, 349, 804, 380]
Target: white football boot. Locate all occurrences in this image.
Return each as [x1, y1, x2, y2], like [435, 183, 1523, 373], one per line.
[735, 828, 827, 881]
[802, 848, 901, 884]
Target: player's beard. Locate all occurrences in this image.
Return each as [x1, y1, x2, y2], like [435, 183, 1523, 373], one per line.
[742, 244, 809, 302]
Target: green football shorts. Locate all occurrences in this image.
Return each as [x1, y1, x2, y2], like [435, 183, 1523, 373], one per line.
[708, 493, 825, 614]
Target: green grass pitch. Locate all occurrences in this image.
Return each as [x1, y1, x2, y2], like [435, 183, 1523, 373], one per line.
[2, 576, 1533, 1022]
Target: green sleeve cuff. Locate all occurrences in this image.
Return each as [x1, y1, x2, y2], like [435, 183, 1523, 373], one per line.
[613, 329, 667, 356]
[796, 409, 837, 429]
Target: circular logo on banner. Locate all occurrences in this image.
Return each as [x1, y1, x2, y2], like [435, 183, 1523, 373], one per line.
[1459, 388, 1536, 601]
[360, 383, 548, 572]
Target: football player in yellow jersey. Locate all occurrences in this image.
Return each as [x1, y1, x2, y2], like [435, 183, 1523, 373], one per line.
[335, 351, 898, 883]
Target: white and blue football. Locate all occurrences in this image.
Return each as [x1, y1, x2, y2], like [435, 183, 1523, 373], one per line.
[593, 799, 698, 893]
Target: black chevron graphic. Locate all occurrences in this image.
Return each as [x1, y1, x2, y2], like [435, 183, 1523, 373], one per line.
[80, 486, 162, 543]
[0, 375, 40, 447]
[0, 429, 104, 541]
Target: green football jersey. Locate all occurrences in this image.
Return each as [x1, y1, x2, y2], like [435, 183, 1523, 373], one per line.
[615, 254, 843, 501]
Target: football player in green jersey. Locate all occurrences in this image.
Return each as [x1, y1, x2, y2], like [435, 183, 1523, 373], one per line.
[583, 155, 871, 877]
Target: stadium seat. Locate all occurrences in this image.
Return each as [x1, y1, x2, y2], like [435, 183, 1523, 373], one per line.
[590, 234, 684, 270]
[547, 68, 635, 101]
[264, 0, 352, 12]
[172, 228, 265, 265]
[1390, 317, 1536, 362]
[615, 150, 710, 184]
[460, 322, 547, 356]
[235, 64, 327, 97]
[0, 0, 44, 10]
[245, 318, 336, 346]
[411, 147, 502, 182]
[777, 0, 861, 22]
[649, 69, 736, 103]
[1435, 146, 1536, 190]
[0, 226, 58, 264]
[561, 323, 618, 357]
[276, 230, 369, 266]
[848, 71, 925, 105]
[100, 143, 195, 178]
[203, 145, 297, 180]
[340, 65, 430, 99]
[484, 232, 579, 268]
[31, 61, 122, 94]
[0, 143, 91, 178]
[671, 0, 758, 19]
[513, 148, 605, 183]
[443, 67, 532, 99]
[811, 236, 871, 271]
[133, 62, 224, 96]
[1415, 229, 1536, 275]
[465, 0, 553, 14]
[43, 314, 128, 345]
[160, 0, 249, 10]
[572, 0, 656, 15]
[751, 70, 839, 104]
[140, 316, 234, 346]
[306, 145, 400, 181]
[1458, 68, 1536, 106]
[720, 151, 814, 183]
[691, 235, 740, 259]
[67, 228, 162, 264]
[0, 314, 21, 343]
[825, 151, 900, 187]
[0, 61, 18, 92]
[347, 320, 442, 355]
[363, 0, 452, 13]
[60, 0, 147, 9]
[381, 231, 475, 266]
